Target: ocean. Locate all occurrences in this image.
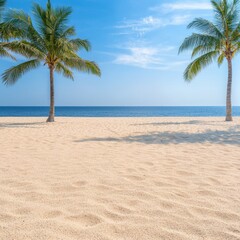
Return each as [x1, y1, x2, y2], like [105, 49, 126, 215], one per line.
[0, 106, 239, 117]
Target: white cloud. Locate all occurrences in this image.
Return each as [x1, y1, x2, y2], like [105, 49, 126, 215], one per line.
[115, 47, 160, 68]
[116, 15, 190, 35]
[112, 1, 197, 70]
[151, 2, 212, 12]
[113, 44, 187, 70]
[116, 16, 161, 35]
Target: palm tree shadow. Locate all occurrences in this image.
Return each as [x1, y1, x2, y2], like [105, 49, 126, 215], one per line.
[132, 120, 225, 126]
[0, 122, 46, 128]
[76, 127, 240, 145]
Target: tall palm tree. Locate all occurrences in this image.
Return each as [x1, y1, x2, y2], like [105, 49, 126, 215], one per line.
[2, 0, 101, 122]
[179, 0, 240, 121]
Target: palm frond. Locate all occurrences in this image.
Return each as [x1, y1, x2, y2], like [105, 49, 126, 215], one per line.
[188, 18, 223, 38]
[184, 51, 218, 81]
[217, 53, 225, 66]
[4, 9, 46, 51]
[191, 45, 219, 58]
[211, 0, 226, 31]
[2, 59, 41, 85]
[226, 0, 240, 30]
[84, 61, 101, 76]
[0, 22, 24, 40]
[0, 46, 16, 60]
[179, 33, 219, 54]
[69, 39, 91, 51]
[62, 57, 101, 76]
[60, 26, 75, 38]
[3, 41, 46, 59]
[55, 62, 73, 79]
[32, 2, 51, 41]
[53, 6, 72, 29]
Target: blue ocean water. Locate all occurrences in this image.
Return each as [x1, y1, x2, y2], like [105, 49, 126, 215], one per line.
[0, 106, 239, 117]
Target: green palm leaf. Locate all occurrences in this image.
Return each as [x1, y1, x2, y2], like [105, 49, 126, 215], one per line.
[184, 51, 218, 81]
[69, 39, 91, 51]
[62, 57, 101, 76]
[217, 53, 225, 66]
[3, 41, 45, 59]
[2, 59, 41, 85]
[55, 62, 73, 79]
[178, 33, 219, 54]
[0, 45, 16, 60]
[188, 18, 223, 38]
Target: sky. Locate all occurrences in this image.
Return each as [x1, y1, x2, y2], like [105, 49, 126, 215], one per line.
[0, 0, 240, 106]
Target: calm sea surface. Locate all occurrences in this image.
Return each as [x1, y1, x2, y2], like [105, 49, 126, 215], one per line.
[0, 106, 239, 117]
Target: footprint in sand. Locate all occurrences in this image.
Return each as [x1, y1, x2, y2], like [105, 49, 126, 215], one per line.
[177, 170, 196, 177]
[143, 162, 154, 166]
[125, 175, 144, 181]
[102, 209, 124, 221]
[44, 210, 63, 219]
[0, 213, 15, 222]
[197, 190, 218, 197]
[111, 204, 132, 215]
[73, 180, 87, 187]
[154, 181, 174, 188]
[126, 168, 137, 173]
[15, 207, 32, 215]
[51, 185, 79, 193]
[67, 214, 102, 227]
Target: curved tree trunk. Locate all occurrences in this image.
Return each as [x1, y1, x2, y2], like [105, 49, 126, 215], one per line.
[226, 57, 233, 121]
[46, 66, 55, 122]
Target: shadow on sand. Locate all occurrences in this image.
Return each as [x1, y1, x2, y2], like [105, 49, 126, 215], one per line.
[131, 120, 226, 126]
[76, 126, 240, 145]
[0, 122, 45, 128]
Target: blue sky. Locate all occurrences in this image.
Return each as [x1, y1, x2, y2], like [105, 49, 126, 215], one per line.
[0, 0, 240, 106]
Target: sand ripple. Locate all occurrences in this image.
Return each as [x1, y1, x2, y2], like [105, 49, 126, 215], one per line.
[0, 117, 240, 239]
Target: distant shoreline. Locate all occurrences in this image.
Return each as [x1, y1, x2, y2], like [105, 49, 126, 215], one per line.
[0, 106, 239, 117]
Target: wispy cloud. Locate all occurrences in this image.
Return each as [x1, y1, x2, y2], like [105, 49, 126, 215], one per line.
[116, 15, 190, 35]
[115, 16, 161, 35]
[113, 44, 187, 70]
[151, 2, 212, 12]
[111, 1, 197, 70]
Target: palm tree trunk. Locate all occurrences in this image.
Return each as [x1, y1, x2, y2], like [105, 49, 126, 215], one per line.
[46, 66, 55, 122]
[226, 57, 233, 121]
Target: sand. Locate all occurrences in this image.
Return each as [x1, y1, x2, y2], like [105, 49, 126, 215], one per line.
[0, 117, 240, 240]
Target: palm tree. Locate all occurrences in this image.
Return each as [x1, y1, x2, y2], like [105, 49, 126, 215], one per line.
[2, 0, 101, 122]
[179, 0, 240, 121]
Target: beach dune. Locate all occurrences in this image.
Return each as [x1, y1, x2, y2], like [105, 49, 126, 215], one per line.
[0, 117, 240, 240]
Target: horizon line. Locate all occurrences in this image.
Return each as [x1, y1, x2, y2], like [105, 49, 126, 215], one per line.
[0, 106, 239, 108]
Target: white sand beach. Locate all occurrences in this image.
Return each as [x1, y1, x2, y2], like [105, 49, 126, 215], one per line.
[0, 117, 240, 240]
